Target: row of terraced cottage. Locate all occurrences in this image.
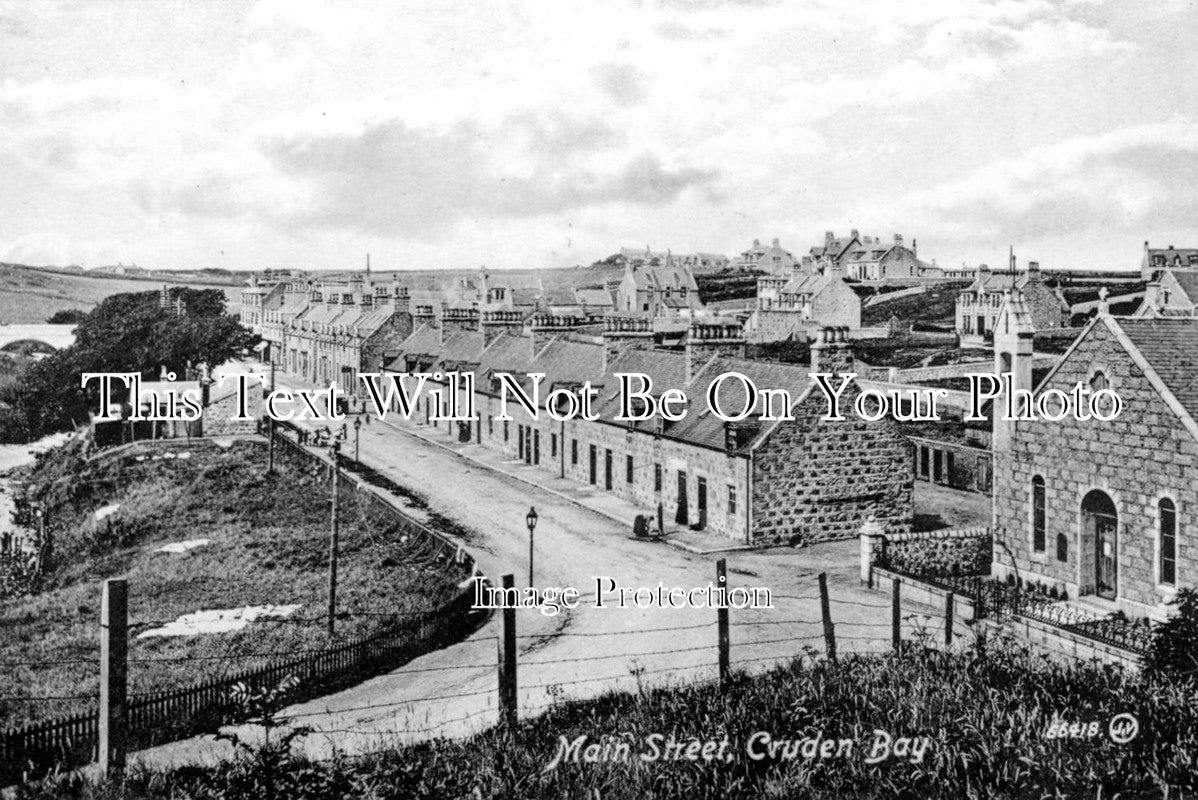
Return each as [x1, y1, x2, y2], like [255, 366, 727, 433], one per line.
[374, 309, 914, 547]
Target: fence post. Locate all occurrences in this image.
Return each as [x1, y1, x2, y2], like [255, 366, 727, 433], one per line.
[817, 572, 836, 663]
[99, 578, 128, 780]
[891, 579, 901, 652]
[716, 558, 729, 687]
[498, 574, 517, 728]
[944, 592, 955, 648]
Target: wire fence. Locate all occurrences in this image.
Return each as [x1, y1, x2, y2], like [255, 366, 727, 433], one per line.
[0, 430, 488, 788]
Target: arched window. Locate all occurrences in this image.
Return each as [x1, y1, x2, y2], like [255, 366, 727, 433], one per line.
[1160, 498, 1177, 587]
[1032, 476, 1046, 553]
[1056, 532, 1068, 562]
[1090, 371, 1108, 391]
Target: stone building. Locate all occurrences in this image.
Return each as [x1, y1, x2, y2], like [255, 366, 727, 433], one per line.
[746, 270, 862, 342]
[1140, 240, 1198, 279]
[800, 231, 936, 280]
[955, 260, 1068, 344]
[991, 293, 1197, 619]
[1135, 269, 1198, 317]
[383, 320, 912, 546]
[615, 257, 703, 317]
[285, 277, 413, 394]
[733, 238, 795, 273]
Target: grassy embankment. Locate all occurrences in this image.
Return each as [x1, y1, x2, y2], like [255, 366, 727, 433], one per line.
[1, 438, 470, 728]
[18, 639, 1198, 799]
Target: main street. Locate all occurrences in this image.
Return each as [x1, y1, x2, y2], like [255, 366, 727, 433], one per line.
[134, 379, 977, 769]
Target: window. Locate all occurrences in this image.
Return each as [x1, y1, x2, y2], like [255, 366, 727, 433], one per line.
[1032, 475, 1046, 553]
[654, 463, 662, 492]
[571, 439, 578, 465]
[1090, 371, 1108, 391]
[551, 433, 557, 458]
[1160, 498, 1177, 586]
[626, 455, 634, 484]
[1056, 533, 1068, 563]
[488, 414, 493, 437]
[728, 486, 737, 515]
[919, 446, 930, 480]
[504, 421, 509, 442]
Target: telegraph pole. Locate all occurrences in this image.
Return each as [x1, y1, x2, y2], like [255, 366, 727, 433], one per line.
[327, 441, 340, 638]
[267, 361, 276, 474]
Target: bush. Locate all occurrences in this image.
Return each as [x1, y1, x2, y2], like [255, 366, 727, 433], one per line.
[1147, 587, 1198, 681]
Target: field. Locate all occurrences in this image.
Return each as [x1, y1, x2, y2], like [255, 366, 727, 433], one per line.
[0, 265, 242, 324]
[0, 439, 470, 729]
[22, 640, 1198, 799]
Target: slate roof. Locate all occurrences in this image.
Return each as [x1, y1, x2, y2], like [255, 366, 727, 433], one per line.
[1112, 318, 1198, 426]
[575, 288, 614, 307]
[1169, 271, 1198, 303]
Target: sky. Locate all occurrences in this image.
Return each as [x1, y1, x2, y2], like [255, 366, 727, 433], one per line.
[2, 0, 1197, 273]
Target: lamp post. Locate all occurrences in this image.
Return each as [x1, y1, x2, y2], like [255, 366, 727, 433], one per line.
[353, 416, 362, 464]
[327, 441, 341, 639]
[525, 506, 538, 588]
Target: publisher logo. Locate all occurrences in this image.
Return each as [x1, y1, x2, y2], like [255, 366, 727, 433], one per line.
[1108, 713, 1138, 744]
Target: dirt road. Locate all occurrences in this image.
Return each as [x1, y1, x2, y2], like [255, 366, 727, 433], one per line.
[134, 399, 959, 769]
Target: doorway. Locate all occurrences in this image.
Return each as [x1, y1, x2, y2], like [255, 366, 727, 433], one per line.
[676, 471, 688, 525]
[696, 477, 708, 529]
[589, 445, 597, 485]
[604, 449, 613, 490]
[1082, 490, 1118, 600]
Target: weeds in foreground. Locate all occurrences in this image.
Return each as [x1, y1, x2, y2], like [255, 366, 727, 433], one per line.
[16, 639, 1198, 800]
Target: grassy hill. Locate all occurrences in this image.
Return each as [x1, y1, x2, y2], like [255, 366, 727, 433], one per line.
[1, 439, 471, 729]
[0, 265, 243, 325]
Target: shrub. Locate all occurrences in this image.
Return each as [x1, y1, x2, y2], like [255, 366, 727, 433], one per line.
[1147, 587, 1198, 681]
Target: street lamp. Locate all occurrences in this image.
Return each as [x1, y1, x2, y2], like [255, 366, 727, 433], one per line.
[327, 441, 341, 639]
[353, 415, 362, 463]
[525, 506, 538, 588]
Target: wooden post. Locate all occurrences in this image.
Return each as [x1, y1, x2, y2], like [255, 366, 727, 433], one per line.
[817, 572, 836, 663]
[327, 443, 340, 639]
[716, 559, 729, 686]
[891, 579, 901, 652]
[944, 592, 955, 647]
[99, 579, 128, 779]
[498, 574, 517, 728]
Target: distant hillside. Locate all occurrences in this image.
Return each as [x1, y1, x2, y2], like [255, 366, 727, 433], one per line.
[0, 265, 242, 324]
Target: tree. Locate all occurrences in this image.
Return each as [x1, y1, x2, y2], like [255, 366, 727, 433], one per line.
[0, 287, 259, 442]
[45, 309, 88, 324]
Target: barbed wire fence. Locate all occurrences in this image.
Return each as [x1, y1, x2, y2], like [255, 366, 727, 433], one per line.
[0, 560, 973, 784]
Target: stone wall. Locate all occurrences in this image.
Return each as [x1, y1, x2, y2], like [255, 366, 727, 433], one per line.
[992, 320, 1198, 617]
[751, 386, 913, 546]
[200, 381, 263, 436]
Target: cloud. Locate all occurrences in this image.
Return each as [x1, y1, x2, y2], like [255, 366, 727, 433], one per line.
[591, 62, 650, 107]
[885, 122, 1198, 244]
[135, 108, 717, 240]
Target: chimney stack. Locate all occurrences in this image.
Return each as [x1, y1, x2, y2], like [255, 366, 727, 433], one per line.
[528, 314, 584, 358]
[809, 327, 854, 375]
[481, 310, 525, 347]
[850, 228, 859, 239]
[893, 234, 903, 246]
[825, 231, 835, 244]
[685, 322, 746, 384]
[772, 237, 780, 247]
[602, 316, 654, 373]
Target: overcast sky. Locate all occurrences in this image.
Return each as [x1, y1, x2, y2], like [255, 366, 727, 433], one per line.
[2, 0, 1196, 272]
